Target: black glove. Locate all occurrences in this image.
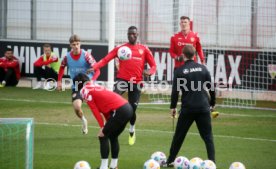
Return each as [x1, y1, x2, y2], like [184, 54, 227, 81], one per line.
[176, 56, 184, 62]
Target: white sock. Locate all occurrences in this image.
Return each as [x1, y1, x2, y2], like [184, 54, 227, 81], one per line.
[129, 125, 135, 133]
[100, 159, 108, 169]
[110, 158, 118, 168]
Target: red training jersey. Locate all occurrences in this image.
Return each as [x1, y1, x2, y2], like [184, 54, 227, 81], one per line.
[93, 43, 156, 83]
[169, 31, 205, 68]
[0, 56, 21, 80]
[81, 82, 128, 128]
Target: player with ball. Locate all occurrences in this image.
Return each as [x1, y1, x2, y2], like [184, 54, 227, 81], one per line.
[88, 26, 156, 146]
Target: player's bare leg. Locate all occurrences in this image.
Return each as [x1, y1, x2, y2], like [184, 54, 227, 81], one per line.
[73, 99, 88, 134]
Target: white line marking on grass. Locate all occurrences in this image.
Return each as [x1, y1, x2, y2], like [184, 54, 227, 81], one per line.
[0, 98, 71, 105]
[37, 122, 276, 143]
[138, 106, 276, 118]
[1, 98, 276, 118]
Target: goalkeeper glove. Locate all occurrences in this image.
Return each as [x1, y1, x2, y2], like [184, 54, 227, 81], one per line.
[176, 55, 184, 62]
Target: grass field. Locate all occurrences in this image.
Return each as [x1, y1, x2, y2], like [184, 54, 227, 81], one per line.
[0, 87, 276, 169]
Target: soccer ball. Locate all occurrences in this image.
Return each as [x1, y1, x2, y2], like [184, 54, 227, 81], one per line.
[117, 46, 132, 60]
[229, 162, 246, 169]
[189, 157, 203, 169]
[174, 156, 190, 169]
[151, 151, 167, 165]
[144, 159, 160, 169]
[200, 160, 216, 169]
[74, 161, 91, 169]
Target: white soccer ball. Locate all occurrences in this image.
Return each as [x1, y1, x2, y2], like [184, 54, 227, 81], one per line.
[151, 151, 167, 165]
[74, 161, 91, 169]
[174, 156, 190, 169]
[200, 160, 216, 169]
[144, 159, 160, 169]
[117, 46, 132, 60]
[229, 162, 246, 169]
[189, 157, 203, 169]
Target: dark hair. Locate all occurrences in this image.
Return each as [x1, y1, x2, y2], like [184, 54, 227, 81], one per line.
[128, 26, 138, 31]
[73, 73, 90, 90]
[5, 47, 13, 52]
[69, 34, 81, 43]
[182, 45, 195, 59]
[43, 43, 51, 48]
[180, 16, 190, 21]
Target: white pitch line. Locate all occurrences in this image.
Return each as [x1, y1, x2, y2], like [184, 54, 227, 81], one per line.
[0, 98, 71, 105]
[1, 98, 276, 118]
[37, 122, 276, 143]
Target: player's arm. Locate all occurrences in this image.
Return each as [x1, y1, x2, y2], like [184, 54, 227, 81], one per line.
[170, 70, 180, 109]
[87, 101, 105, 128]
[6, 59, 19, 68]
[205, 68, 216, 107]
[85, 52, 101, 80]
[34, 56, 57, 67]
[195, 34, 205, 64]
[170, 70, 180, 117]
[33, 56, 44, 67]
[169, 36, 178, 59]
[92, 47, 118, 70]
[169, 36, 184, 62]
[57, 56, 67, 90]
[144, 47, 157, 76]
[0, 59, 4, 68]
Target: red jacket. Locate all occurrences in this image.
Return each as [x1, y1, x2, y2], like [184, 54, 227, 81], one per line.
[93, 43, 156, 83]
[81, 82, 128, 128]
[0, 56, 21, 80]
[169, 31, 205, 68]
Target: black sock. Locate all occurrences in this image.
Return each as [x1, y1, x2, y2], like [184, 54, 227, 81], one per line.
[129, 132, 134, 137]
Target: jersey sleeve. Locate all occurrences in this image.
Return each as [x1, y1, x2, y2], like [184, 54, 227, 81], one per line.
[57, 56, 67, 81]
[170, 69, 180, 109]
[0, 58, 5, 68]
[205, 67, 216, 106]
[169, 36, 178, 59]
[81, 87, 105, 127]
[84, 52, 101, 80]
[92, 47, 118, 70]
[34, 56, 56, 67]
[195, 33, 205, 63]
[145, 47, 157, 75]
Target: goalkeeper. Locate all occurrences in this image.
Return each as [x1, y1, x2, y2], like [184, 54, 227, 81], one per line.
[74, 73, 133, 169]
[162, 45, 216, 167]
[169, 16, 205, 69]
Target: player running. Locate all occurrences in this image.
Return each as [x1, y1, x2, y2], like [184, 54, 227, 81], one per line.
[74, 73, 133, 169]
[57, 34, 100, 134]
[88, 26, 156, 145]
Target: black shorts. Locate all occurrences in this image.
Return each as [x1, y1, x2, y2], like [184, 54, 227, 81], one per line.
[72, 90, 83, 102]
[102, 103, 133, 137]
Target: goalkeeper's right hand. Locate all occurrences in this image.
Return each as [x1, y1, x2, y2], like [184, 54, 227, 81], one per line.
[176, 54, 184, 62]
[81, 116, 88, 134]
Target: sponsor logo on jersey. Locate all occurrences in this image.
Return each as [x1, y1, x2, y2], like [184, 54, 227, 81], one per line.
[183, 69, 189, 74]
[138, 49, 144, 55]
